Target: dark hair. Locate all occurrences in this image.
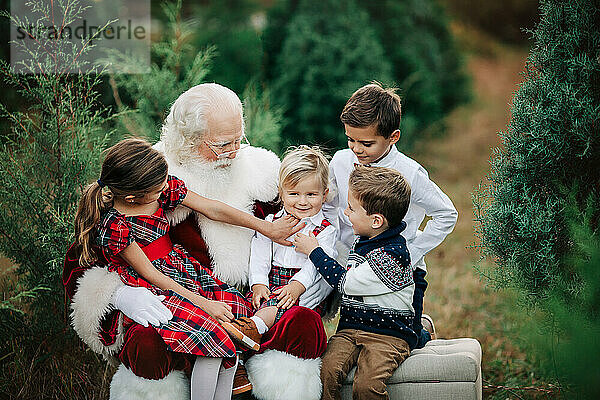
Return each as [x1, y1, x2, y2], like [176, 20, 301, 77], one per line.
[340, 82, 402, 138]
[349, 165, 411, 228]
[74, 138, 168, 266]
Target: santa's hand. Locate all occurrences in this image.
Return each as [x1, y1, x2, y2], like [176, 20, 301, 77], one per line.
[111, 285, 173, 327]
[268, 214, 306, 246]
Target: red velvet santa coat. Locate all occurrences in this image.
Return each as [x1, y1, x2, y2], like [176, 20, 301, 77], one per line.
[65, 146, 327, 400]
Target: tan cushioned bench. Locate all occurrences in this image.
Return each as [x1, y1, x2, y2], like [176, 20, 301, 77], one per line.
[341, 338, 482, 400]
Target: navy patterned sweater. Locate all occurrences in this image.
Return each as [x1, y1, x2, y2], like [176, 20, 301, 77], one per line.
[309, 222, 418, 348]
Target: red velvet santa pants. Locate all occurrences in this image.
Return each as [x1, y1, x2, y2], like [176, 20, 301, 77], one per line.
[118, 306, 328, 380]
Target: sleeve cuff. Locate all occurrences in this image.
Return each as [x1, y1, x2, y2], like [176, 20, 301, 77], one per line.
[309, 247, 328, 264]
[249, 276, 270, 288]
[290, 274, 311, 289]
[70, 267, 125, 360]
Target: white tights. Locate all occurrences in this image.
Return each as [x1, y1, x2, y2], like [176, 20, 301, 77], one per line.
[190, 355, 237, 400]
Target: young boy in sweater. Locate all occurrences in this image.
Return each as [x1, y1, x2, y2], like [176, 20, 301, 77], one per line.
[323, 83, 458, 348]
[295, 165, 417, 400]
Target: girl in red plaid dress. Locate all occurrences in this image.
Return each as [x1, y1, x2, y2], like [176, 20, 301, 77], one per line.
[223, 146, 337, 343]
[73, 139, 301, 398]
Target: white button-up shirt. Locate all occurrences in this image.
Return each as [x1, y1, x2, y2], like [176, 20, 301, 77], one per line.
[323, 146, 458, 271]
[248, 209, 337, 308]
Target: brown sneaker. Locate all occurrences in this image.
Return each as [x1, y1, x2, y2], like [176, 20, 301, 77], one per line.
[232, 361, 253, 395]
[221, 317, 262, 351]
[421, 314, 437, 340]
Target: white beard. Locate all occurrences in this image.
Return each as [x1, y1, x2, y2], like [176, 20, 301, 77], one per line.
[156, 143, 281, 288]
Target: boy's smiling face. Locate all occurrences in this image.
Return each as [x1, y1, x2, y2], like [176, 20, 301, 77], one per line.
[344, 189, 372, 237]
[281, 174, 328, 220]
[345, 124, 400, 165]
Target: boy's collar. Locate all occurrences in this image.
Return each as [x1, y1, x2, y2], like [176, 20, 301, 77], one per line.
[351, 145, 398, 168]
[354, 221, 407, 253]
[370, 144, 399, 168]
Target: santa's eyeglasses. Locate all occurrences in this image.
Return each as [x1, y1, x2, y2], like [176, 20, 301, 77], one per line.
[204, 135, 250, 159]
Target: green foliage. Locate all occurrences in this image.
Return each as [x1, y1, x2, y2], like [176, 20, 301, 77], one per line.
[0, 1, 113, 335]
[109, 1, 283, 150]
[107, 0, 214, 142]
[242, 83, 283, 154]
[263, 0, 469, 149]
[358, 0, 470, 145]
[525, 212, 600, 398]
[267, 0, 394, 149]
[190, 0, 265, 95]
[473, 0, 600, 303]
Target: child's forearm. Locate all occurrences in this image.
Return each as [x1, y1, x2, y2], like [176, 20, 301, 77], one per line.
[120, 243, 207, 306]
[183, 191, 269, 234]
[308, 247, 346, 290]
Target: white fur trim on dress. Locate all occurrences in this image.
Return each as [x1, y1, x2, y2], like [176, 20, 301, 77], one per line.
[70, 267, 125, 362]
[110, 364, 189, 400]
[158, 144, 281, 287]
[246, 350, 322, 400]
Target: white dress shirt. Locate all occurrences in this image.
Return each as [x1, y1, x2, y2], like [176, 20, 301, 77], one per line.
[322, 146, 458, 271]
[248, 209, 337, 309]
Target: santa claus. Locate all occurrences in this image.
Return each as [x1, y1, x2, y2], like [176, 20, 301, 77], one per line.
[64, 83, 327, 400]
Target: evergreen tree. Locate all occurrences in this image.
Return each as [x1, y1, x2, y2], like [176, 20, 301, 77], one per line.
[527, 212, 600, 398]
[358, 0, 470, 143]
[107, 0, 214, 142]
[109, 0, 283, 152]
[190, 0, 265, 95]
[263, 0, 469, 148]
[0, 1, 113, 335]
[242, 83, 283, 154]
[268, 0, 393, 149]
[473, 0, 600, 304]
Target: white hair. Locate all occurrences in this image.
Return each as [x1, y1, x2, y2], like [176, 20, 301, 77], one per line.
[161, 83, 244, 163]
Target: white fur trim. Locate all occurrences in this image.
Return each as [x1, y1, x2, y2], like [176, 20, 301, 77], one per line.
[158, 144, 281, 287]
[246, 350, 322, 400]
[240, 147, 281, 202]
[110, 365, 189, 400]
[70, 267, 125, 361]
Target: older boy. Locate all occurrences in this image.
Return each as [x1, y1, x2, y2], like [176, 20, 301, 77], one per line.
[295, 165, 417, 400]
[323, 83, 458, 348]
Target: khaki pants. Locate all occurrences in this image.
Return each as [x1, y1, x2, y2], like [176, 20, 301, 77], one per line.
[321, 329, 410, 400]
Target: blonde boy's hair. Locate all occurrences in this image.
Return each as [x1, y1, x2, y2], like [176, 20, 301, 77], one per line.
[279, 145, 330, 194]
[349, 165, 411, 228]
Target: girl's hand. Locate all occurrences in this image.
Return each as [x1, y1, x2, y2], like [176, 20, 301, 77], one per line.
[274, 281, 306, 310]
[294, 232, 319, 255]
[251, 284, 271, 309]
[191, 295, 234, 324]
[267, 215, 305, 246]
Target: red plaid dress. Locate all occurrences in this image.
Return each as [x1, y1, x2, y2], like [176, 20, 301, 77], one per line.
[96, 175, 251, 358]
[251, 218, 331, 322]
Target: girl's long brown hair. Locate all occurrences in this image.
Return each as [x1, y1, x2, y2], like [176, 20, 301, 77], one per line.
[74, 138, 168, 267]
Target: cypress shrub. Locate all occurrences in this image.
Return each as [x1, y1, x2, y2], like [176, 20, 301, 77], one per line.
[473, 0, 600, 306]
[109, 1, 283, 150]
[263, 0, 469, 148]
[0, 2, 113, 336]
[268, 0, 393, 149]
